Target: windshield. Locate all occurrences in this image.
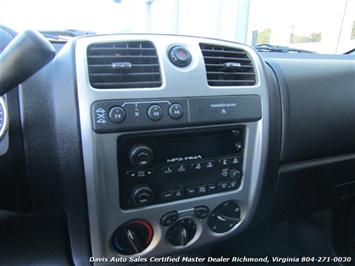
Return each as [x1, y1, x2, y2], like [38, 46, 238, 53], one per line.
[0, 0, 354, 54]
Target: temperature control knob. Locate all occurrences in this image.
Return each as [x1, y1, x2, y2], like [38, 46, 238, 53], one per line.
[129, 144, 154, 168]
[167, 218, 196, 246]
[113, 220, 153, 255]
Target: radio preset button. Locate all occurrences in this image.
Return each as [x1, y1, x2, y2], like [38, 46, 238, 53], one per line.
[168, 103, 184, 119]
[219, 156, 242, 166]
[147, 104, 163, 121]
[191, 162, 203, 170]
[228, 156, 241, 165]
[161, 166, 173, 174]
[219, 158, 229, 166]
[203, 160, 215, 169]
[175, 164, 187, 173]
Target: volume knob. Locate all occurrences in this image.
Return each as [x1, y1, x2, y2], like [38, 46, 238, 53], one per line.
[129, 144, 154, 168]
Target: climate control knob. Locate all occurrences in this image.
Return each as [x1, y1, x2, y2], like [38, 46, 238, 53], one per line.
[167, 218, 196, 246]
[131, 184, 154, 206]
[113, 220, 153, 255]
[209, 201, 241, 233]
[129, 144, 154, 168]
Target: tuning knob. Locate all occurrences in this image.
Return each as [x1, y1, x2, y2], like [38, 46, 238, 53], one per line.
[129, 144, 154, 168]
[131, 184, 154, 206]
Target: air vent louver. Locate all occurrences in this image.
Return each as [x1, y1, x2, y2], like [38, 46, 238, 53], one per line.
[199, 43, 256, 87]
[87, 41, 161, 89]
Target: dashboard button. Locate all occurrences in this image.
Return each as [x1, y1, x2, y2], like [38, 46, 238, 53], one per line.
[235, 142, 243, 152]
[173, 189, 184, 198]
[161, 191, 174, 200]
[197, 185, 207, 194]
[219, 156, 242, 166]
[221, 168, 230, 178]
[228, 156, 241, 166]
[109, 106, 126, 123]
[147, 104, 163, 121]
[168, 46, 192, 67]
[161, 166, 173, 174]
[229, 180, 240, 189]
[161, 211, 179, 227]
[203, 160, 215, 169]
[191, 162, 203, 170]
[219, 158, 229, 166]
[126, 169, 155, 178]
[187, 187, 196, 195]
[174, 164, 187, 173]
[218, 182, 229, 189]
[208, 183, 217, 191]
[146, 169, 155, 177]
[195, 206, 210, 220]
[169, 103, 184, 119]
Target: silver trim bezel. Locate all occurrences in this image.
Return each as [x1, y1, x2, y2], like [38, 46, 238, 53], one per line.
[0, 96, 8, 140]
[75, 34, 269, 264]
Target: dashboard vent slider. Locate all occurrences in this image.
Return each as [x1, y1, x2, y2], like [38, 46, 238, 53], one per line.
[199, 43, 256, 87]
[87, 41, 161, 89]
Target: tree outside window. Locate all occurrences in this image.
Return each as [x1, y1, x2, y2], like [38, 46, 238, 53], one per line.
[256, 28, 271, 44]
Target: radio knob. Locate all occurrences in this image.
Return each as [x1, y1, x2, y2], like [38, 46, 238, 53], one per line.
[131, 184, 154, 206]
[129, 144, 154, 168]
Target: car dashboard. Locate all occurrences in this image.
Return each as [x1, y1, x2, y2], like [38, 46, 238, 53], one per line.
[0, 29, 354, 265]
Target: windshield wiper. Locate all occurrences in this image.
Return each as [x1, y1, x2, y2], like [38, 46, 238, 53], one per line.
[254, 44, 315, 54]
[344, 48, 355, 55]
[40, 29, 96, 41]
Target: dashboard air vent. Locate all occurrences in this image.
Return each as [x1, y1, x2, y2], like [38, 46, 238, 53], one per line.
[199, 43, 256, 86]
[87, 41, 161, 89]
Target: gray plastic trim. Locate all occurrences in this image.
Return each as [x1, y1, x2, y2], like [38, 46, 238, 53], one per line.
[0, 96, 9, 155]
[75, 35, 269, 264]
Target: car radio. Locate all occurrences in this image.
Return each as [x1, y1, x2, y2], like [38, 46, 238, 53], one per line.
[118, 127, 244, 209]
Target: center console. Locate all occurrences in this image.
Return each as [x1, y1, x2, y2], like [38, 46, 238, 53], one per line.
[74, 34, 270, 263]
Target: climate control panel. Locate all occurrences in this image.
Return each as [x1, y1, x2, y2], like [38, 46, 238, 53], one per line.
[118, 128, 244, 209]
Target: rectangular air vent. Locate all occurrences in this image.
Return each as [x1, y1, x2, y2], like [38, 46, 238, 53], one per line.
[199, 43, 256, 87]
[87, 41, 161, 89]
